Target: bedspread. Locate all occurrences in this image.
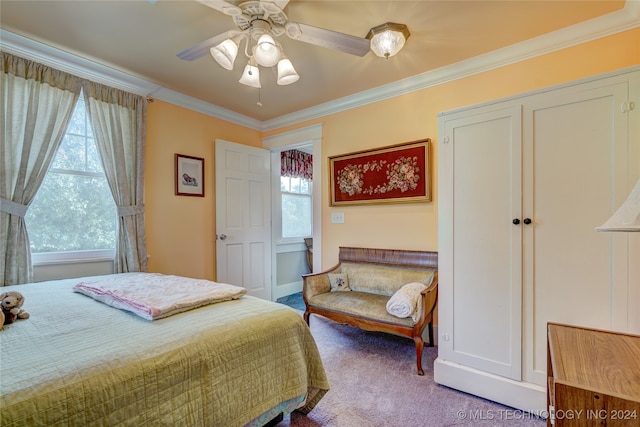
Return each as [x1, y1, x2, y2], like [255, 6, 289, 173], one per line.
[0, 274, 329, 426]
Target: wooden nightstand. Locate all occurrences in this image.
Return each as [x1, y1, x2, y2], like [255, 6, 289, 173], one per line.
[547, 322, 640, 426]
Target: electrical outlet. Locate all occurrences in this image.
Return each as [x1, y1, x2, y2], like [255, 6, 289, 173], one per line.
[331, 212, 344, 224]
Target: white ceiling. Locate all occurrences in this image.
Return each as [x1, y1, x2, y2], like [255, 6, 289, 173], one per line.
[0, 1, 632, 125]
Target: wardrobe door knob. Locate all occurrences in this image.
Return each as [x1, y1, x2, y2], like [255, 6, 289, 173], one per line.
[513, 218, 520, 225]
[523, 218, 532, 225]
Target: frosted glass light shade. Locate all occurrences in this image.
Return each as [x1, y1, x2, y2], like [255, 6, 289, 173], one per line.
[366, 22, 410, 59]
[254, 34, 280, 67]
[596, 178, 640, 232]
[277, 58, 299, 85]
[210, 39, 238, 70]
[239, 62, 261, 88]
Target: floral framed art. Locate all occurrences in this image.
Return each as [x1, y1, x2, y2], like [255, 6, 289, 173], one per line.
[175, 153, 205, 197]
[329, 139, 431, 206]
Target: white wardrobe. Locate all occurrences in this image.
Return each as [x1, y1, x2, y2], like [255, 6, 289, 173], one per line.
[435, 67, 640, 413]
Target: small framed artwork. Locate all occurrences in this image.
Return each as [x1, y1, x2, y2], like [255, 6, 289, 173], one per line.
[329, 139, 431, 206]
[175, 153, 204, 197]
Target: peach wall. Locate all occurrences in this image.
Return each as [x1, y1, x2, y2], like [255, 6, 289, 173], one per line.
[264, 28, 640, 268]
[144, 28, 639, 277]
[145, 101, 261, 279]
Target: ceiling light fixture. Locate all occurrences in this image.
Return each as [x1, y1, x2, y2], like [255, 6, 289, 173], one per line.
[254, 33, 280, 67]
[366, 22, 410, 59]
[276, 53, 300, 85]
[209, 38, 239, 71]
[238, 56, 261, 88]
[209, 22, 298, 88]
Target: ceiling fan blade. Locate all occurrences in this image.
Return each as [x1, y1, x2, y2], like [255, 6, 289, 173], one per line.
[177, 30, 240, 61]
[195, 0, 242, 16]
[262, 0, 289, 12]
[286, 22, 370, 57]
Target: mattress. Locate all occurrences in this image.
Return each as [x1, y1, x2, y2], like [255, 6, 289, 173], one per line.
[0, 273, 329, 426]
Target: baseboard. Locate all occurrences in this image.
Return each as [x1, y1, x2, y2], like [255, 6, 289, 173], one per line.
[433, 358, 547, 416]
[274, 280, 303, 300]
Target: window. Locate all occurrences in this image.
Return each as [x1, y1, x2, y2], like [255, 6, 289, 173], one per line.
[25, 93, 116, 261]
[281, 176, 312, 238]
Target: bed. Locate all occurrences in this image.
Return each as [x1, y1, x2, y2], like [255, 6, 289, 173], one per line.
[0, 273, 329, 426]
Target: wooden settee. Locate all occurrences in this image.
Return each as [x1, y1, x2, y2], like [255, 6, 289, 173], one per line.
[302, 247, 438, 375]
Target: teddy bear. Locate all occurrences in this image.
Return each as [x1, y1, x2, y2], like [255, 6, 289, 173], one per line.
[1, 291, 30, 326]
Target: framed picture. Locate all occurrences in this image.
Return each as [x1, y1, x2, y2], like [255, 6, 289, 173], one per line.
[329, 139, 431, 206]
[175, 154, 204, 197]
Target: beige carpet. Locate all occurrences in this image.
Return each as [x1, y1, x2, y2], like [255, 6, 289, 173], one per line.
[277, 313, 545, 427]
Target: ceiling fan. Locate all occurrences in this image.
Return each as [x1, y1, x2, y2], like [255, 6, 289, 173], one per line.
[176, 0, 372, 63]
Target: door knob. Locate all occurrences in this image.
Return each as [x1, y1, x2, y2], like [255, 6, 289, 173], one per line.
[523, 218, 532, 225]
[512, 218, 520, 225]
[219, 234, 227, 240]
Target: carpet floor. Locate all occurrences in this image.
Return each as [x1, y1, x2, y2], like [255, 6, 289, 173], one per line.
[275, 294, 545, 427]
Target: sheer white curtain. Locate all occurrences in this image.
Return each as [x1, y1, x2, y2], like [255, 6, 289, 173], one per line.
[82, 81, 148, 273]
[0, 53, 81, 286]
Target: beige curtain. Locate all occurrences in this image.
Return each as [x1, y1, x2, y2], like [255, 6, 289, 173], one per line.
[82, 81, 148, 273]
[0, 53, 81, 286]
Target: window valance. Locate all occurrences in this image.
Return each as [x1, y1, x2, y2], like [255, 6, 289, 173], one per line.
[281, 149, 312, 180]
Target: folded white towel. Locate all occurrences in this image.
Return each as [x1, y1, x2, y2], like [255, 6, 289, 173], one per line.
[386, 282, 427, 322]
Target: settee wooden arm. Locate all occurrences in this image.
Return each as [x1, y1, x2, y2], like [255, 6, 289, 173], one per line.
[302, 264, 340, 303]
[418, 274, 438, 325]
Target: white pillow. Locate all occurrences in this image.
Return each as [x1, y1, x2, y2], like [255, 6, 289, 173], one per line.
[328, 273, 351, 292]
[386, 282, 427, 322]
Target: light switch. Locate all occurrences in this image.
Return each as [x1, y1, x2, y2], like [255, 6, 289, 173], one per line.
[331, 212, 345, 224]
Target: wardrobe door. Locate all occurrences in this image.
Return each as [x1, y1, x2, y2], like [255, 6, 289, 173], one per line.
[439, 105, 523, 380]
[523, 80, 631, 386]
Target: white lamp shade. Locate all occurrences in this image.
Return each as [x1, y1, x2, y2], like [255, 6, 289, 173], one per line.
[277, 58, 299, 85]
[239, 62, 261, 88]
[210, 39, 238, 70]
[254, 34, 280, 67]
[370, 30, 406, 58]
[596, 178, 640, 232]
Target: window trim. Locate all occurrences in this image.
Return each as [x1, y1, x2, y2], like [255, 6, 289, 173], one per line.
[31, 249, 116, 265]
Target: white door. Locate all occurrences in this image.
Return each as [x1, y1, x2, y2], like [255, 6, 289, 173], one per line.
[524, 80, 630, 386]
[439, 105, 523, 380]
[215, 139, 272, 300]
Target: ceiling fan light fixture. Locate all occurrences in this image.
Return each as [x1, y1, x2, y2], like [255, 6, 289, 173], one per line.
[366, 22, 410, 59]
[277, 57, 299, 85]
[210, 39, 238, 70]
[254, 33, 281, 67]
[239, 58, 261, 88]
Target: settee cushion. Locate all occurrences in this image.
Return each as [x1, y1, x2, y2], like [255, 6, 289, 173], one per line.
[328, 273, 351, 292]
[340, 262, 435, 296]
[308, 291, 414, 327]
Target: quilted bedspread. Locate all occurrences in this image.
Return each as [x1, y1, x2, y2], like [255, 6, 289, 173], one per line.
[0, 273, 329, 426]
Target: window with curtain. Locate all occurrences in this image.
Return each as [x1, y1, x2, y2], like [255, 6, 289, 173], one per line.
[281, 149, 312, 238]
[25, 92, 116, 261]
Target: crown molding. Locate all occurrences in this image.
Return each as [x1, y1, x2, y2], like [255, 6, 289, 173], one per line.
[261, 0, 640, 131]
[0, 29, 263, 131]
[2, 1, 638, 133]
